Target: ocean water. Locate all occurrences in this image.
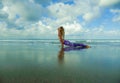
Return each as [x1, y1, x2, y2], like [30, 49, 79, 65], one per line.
[0, 39, 120, 83]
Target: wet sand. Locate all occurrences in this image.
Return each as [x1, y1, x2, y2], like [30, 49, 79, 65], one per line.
[0, 40, 120, 83]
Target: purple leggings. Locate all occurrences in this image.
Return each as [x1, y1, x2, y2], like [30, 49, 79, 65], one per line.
[64, 40, 87, 48]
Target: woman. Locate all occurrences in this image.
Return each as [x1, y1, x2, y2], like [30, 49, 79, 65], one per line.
[58, 26, 90, 48]
[58, 26, 65, 47]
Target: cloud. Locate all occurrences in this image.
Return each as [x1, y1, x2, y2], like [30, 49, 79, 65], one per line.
[110, 9, 120, 22]
[79, 26, 120, 39]
[99, 0, 120, 7]
[0, 21, 53, 38]
[2, 0, 47, 22]
[0, 10, 8, 21]
[48, 0, 101, 22]
[34, 0, 52, 6]
[0, 1, 3, 9]
[0, 19, 83, 39]
[62, 21, 83, 35]
[1, 0, 51, 32]
[1, 0, 102, 24]
[83, 7, 100, 22]
[48, 3, 75, 19]
[0, 0, 120, 39]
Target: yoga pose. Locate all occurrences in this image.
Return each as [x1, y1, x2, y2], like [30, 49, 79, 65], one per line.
[58, 26, 90, 48]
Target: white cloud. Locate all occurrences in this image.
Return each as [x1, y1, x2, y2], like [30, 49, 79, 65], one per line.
[2, 0, 46, 21]
[48, 0, 101, 22]
[0, 22, 22, 37]
[83, 6, 101, 21]
[99, 0, 120, 7]
[0, 1, 3, 9]
[34, 0, 52, 5]
[0, 20, 120, 39]
[0, 10, 8, 20]
[113, 15, 120, 22]
[105, 30, 120, 36]
[48, 3, 74, 18]
[74, 0, 101, 21]
[110, 9, 120, 22]
[0, 21, 54, 38]
[62, 21, 83, 35]
[0, 19, 84, 38]
[0, 0, 52, 35]
[1, 0, 102, 26]
[110, 9, 120, 13]
[0, 0, 119, 39]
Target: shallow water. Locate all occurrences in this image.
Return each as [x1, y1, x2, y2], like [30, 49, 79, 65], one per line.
[0, 39, 120, 83]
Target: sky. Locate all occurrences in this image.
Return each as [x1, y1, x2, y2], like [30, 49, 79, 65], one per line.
[0, 0, 120, 39]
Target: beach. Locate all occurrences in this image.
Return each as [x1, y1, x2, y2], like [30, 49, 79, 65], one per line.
[0, 39, 120, 83]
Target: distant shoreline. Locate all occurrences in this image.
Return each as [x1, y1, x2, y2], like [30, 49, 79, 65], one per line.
[0, 38, 120, 40]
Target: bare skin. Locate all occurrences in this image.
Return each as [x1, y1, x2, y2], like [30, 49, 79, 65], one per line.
[58, 26, 65, 47]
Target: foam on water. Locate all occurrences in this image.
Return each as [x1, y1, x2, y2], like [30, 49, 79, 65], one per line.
[0, 39, 120, 46]
[75, 39, 120, 46]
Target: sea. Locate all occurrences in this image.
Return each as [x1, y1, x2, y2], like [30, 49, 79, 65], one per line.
[0, 39, 120, 83]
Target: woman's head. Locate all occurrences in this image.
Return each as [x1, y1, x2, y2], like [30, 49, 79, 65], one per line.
[60, 26, 64, 31]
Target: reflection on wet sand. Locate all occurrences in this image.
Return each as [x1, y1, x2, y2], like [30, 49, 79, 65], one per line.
[64, 46, 89, 51]
[58, 46, 89, 65]
[58, 47, 64, 65]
